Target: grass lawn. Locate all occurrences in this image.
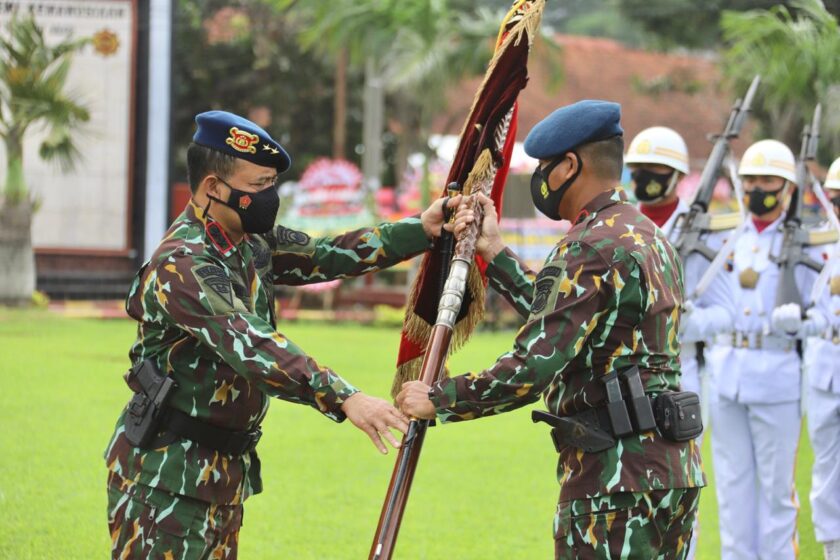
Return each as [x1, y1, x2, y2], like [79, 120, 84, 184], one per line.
[0, 308, 822, 559]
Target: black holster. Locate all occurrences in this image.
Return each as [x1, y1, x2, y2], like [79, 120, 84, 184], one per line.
[124, 359, 177, 448]
[532, 409, 616, 453]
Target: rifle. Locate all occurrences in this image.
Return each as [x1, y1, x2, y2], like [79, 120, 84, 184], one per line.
[810, 179, 840, 304]
[673, 75, 761, 263]
[773, 104, 824, 309]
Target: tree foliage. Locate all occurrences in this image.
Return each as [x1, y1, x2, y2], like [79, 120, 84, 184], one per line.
[170, 0, 365, 178]
[276, 0, 562, 184]
[618, 0, 840, 49]
[0, 15, 90, 203]
[721, 0, 840, 161]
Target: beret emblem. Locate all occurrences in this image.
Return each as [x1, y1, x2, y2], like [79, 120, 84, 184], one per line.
[226, 127, 260, 154]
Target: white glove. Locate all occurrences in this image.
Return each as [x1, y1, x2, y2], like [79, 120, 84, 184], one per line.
[771, 303, 803, 335]
[679, 301, 703, 342]
[800, 308, 828, 337]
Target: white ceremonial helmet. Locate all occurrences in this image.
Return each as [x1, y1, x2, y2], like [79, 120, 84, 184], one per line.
[825, 156, 840, 190]
[625, 126, 690, 174]
[738, 139, 797, 183]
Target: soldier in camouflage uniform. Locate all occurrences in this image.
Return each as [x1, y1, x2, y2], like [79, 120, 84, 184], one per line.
[398, 101, 705, 559]
[105, 111, 451, 559]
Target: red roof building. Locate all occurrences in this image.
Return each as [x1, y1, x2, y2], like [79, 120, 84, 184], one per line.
[435, 34, 753, 170]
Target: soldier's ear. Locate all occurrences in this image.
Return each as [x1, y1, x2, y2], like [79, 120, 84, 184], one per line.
[566, 152, 581, 179]
[204, 175, 223, 198]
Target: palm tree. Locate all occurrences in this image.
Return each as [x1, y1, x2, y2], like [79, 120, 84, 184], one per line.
[721, 0, 840, 160]
[278, 0, 560, 193]
[0, 15, 90, 303]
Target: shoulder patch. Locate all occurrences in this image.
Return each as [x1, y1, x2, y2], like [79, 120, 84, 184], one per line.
[274, 226, 310, 246]
[249, 239, 271, 270]
[194, 263, 233, 307]
[532, 265, 562, 314]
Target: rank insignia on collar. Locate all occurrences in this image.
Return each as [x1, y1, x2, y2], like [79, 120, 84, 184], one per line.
[226, 127, 259, 154]
[239, 195, 252, 210]
[206, 221, 235, 256]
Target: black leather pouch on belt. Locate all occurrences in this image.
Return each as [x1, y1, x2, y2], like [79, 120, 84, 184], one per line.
[653, 391, 703, 442]
[124, 359, 177, 448]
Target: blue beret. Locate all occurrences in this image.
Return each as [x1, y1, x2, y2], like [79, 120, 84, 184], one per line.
[193, 110, 291, 172]
[524, 100, 623, 160]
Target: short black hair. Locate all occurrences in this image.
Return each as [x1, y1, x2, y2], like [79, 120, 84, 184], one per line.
[578, 135, 625, 180]
[186, 143, 239, 193]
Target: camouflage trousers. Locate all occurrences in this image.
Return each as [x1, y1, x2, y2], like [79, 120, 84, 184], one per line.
[107, 471, 242, 560]
[554, 488, 700, 560]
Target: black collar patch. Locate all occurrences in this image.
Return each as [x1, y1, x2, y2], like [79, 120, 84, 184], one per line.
[206, 221, 235, 256]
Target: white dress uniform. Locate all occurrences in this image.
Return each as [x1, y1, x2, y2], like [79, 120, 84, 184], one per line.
[805, 243, 840, 548]
[650, 198, 736, 560]
[662, 201, 736, 401]
[707, 215, 819, 560]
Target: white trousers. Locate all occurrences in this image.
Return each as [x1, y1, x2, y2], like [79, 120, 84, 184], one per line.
[710, 395, 801, 560]
[681, 349, 701, 560]
[809, 385, 840, 543]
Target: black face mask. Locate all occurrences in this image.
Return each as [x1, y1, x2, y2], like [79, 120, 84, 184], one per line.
[746, 186, 784, 216]
[530, 152, 583, 221]
[210, 177, 280, 234]
[631, 169, 675, 203]
[830, 193, 840, 217]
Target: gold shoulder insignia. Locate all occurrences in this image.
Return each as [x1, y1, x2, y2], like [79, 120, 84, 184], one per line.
[708, 212, 743, 231]
[808, 229, 839, 246]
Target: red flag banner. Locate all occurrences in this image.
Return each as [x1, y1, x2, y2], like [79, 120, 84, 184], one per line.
[392, 0, 545, 396]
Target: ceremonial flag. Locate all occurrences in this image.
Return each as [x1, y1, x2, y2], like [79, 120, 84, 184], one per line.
[392, 0, 545, 396]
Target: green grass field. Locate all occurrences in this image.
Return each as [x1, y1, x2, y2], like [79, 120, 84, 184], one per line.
[0, 308, 822, 559]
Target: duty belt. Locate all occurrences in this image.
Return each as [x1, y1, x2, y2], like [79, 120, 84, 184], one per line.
[533, 366, 657, 453]
[161, 408, 262, 456]
[126, 359, 262, 456]
[532, 366, 702, 452]
[719, 331, 795, 352]
[822, 326, 840, 344]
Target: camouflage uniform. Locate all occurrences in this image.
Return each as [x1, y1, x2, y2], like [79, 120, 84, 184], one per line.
[104, 201, 430, 559]
[429, 189, 705, 558]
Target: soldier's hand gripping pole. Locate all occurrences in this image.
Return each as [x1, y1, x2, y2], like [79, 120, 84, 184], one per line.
[673, 75, 760, 263]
